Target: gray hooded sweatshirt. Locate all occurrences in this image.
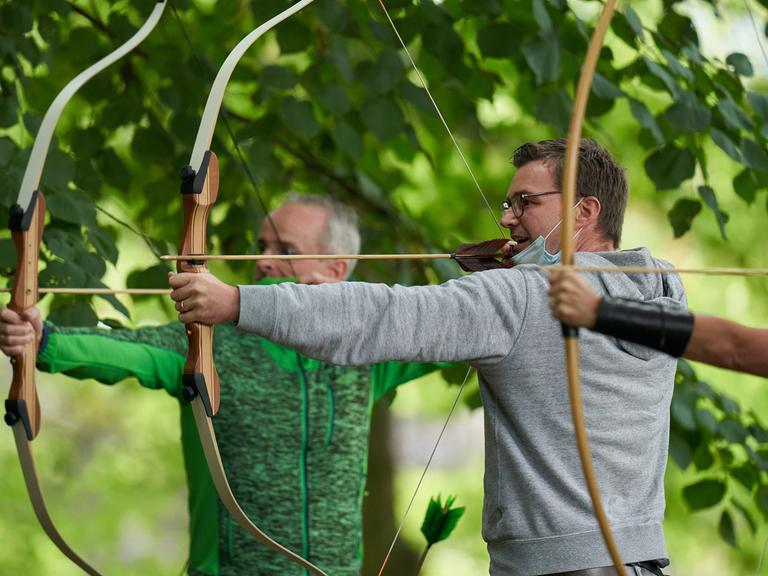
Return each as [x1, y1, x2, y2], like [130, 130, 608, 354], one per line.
[237, 248, 686, 575]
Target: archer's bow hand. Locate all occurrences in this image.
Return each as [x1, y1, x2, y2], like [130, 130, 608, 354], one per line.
[548, 270, 600, 329]
[168, 271, 240, 326]
[0, 306, 43, 357]
[452, 238, 516, 272]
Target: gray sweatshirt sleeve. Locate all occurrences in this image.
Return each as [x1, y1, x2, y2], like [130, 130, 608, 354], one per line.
[237, 268, 529, 367]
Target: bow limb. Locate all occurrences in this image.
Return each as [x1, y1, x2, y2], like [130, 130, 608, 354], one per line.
[5, 3, 167, 574]
[178, 2, 326, 574]
[559, 1, 626, 575]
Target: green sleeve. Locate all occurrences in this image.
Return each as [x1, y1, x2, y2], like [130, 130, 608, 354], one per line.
[37, 323, 187, 398]
[370, 361, 453, 403]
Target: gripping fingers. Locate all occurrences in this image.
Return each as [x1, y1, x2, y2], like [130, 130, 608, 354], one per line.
[0, 330, 36, 356]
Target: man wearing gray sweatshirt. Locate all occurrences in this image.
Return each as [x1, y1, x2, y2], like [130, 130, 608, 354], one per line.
[169, 139, 685, 576]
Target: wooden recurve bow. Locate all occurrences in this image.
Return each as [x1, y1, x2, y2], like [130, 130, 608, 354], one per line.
[175, 1, 327, 574]
[559, 1, 626, 574]
[4, 3, 167, 574]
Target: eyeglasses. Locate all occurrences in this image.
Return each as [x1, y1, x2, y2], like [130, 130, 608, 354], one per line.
[500, 191, 561, 218]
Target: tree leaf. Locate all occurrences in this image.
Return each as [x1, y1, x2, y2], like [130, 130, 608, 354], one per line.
[694, 407, 718, 435]
[645, 145, 696, 190]
[276, 19, 310, 54]
[726, 53, 753, 77]
[43, 147, 76, 192]
[327, 36, 353, 82]
[624, 6, 645, 39]
[667, 198, 701, 238]
[70, 127, 104, 158]
[664, 91, 711, 132]
[534, 89, 572, 133]
[733, 499, 758, 535]
[661, 49, 694, 82]
[591, 73, 623, 100]
[718, 99, 753, 132]
[710, 128, 742, 162]
[693, 444, 715, 471]
[46, 189, 97, 227]
[361, 98, 405, 142]
[316, 84, 352, 118]
[683, 479, 726, 511]
[357, 51, 404, 97]
[671, 387, 697, 430]
[718, 510, 737, 548]
[48, 301, 98, 327]
[717, 394, 741, 415]
[643, 57, 679, 96]
[733, 169, 759, 203]
[88, 226, 119, 265]
[718, 418, 748, 443]
[731, 464, 758, 490]
[532, 0, 552, 34]
[747, 92, 768, 122]
[420, 494, 466, 546]
[0, 237, 15, 267]
[757, 486, 768, 518]
[280, 97, 320, 141]
[522, 33, 561, 85]
[741, 138, 768, 172]
[669, 431, 694, 469]
[659, 11, 699, 47]
[477, 23, 523, 58]
[629, 99, 663, 144]
[697, 185, 728, 240]
[127, 263, 171, 291]
[331, 121, 362, 161]
[261, 65, 299, 91]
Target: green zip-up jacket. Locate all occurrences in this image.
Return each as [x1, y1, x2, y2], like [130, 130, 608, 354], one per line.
[37, 319, 446, 575]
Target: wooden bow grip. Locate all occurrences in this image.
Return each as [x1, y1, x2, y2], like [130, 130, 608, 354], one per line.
[6, 191, 46, 440]
[177, 151, 221, 417]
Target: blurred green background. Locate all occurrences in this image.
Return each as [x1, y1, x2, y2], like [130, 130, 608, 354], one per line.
[1, 0, 768, 574]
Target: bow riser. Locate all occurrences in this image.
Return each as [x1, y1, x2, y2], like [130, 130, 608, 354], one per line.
[178, 151, 221, 417]
[6, 191, 46, 441]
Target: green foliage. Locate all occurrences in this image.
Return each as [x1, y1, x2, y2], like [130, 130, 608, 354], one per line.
[0, 0, 766, 564]
[420, 494, 465, 546]
[670, 360, 768, 548]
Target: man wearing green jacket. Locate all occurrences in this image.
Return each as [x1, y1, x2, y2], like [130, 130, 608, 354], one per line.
[1, 194, 448, 576]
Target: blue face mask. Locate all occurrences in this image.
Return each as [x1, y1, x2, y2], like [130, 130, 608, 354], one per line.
[510, 234, 561, 265]
[510, 200, 583, 266]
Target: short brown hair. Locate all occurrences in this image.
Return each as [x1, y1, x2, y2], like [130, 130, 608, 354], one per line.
[512, 138, 628, 246]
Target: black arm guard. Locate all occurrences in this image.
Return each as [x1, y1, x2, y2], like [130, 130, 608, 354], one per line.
[594, 297, 694, 357]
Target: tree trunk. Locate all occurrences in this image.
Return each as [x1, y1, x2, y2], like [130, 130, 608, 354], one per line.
[363, 398, 420, 575]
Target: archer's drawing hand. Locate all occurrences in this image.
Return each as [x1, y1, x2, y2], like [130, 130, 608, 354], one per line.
[548, 270, 600, 329]
[168, 271, 240, 325]
[0, 306, 43, 357]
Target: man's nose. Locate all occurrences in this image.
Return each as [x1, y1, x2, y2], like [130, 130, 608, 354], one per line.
[257, 257, 277, 274]
[500, 210, 520, 228]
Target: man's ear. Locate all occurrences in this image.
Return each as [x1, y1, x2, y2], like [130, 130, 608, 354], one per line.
[576, 195, 601, 227]
[328, 259, 350, 281]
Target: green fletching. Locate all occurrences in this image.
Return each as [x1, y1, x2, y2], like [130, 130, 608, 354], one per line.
[420, 494, 466, 546]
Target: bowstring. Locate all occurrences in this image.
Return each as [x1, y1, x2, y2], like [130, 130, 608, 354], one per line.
[375, 365, 474, 576]
[373, 0, 503, 572]
[743, 0, 768, 69]
[374, 0, 504, 239]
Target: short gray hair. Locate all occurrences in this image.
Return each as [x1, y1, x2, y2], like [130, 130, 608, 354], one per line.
[281, 193, 361, 276]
